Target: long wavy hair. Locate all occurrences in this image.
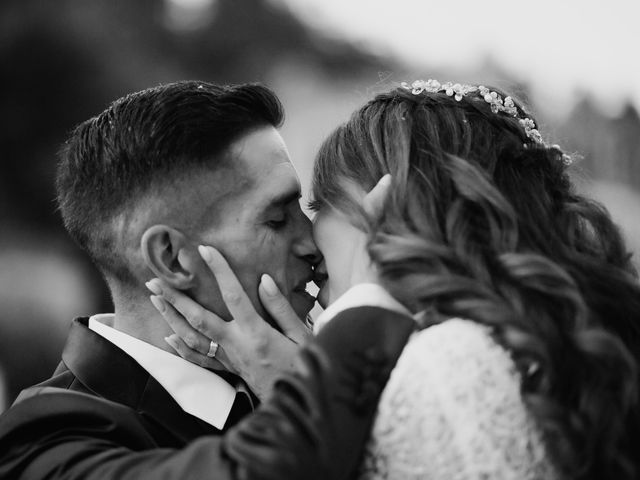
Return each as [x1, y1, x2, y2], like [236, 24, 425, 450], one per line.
[311, 85, 640, 479]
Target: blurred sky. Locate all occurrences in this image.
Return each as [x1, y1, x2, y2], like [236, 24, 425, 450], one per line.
[277, 0, 640, 116]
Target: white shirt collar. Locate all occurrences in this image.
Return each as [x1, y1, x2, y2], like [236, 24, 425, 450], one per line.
[88, 314, 237, 430]
[313, 283, 411, 334]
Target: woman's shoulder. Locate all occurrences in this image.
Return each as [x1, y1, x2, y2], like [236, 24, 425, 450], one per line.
[360, 318, 560, 479]
[394, 318, 526, 418]
[410, 317, 493, 344]
[401, 318, 508, 371]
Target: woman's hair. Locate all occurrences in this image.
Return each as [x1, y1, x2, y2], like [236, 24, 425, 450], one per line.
[311, 84, 640, 479]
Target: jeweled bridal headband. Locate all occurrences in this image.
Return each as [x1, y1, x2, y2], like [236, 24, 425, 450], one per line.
[400, 79, 572, 165]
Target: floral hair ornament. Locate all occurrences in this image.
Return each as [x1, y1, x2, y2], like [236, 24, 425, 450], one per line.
[401, 79, 572, 165]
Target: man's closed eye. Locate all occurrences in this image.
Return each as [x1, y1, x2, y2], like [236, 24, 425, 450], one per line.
[266, 215, 288, 230]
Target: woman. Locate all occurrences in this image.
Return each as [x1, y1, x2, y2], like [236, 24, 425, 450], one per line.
[150, 80, 640, 479]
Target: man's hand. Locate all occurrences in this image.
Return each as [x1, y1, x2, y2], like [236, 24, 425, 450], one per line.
[146, 245, 312, 400]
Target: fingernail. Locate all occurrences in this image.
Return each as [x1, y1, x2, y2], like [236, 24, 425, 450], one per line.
[145, 279, 162, 295]
[150, 295, 166, 313]
[198, 245, 212, 263]
[261, 274, 279, 296]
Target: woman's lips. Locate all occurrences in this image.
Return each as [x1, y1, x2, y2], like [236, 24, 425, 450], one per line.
[313, 271, 329, 309]
[316, 286, 329, 309]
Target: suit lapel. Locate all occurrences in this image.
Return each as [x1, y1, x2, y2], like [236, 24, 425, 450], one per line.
[62, 318, 220, 444]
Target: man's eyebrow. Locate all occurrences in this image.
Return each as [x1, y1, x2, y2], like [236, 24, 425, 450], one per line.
[269, 189, 302, 207]
[264, 188, 302, 211]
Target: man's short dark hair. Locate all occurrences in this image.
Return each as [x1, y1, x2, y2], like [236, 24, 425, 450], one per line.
[56, 81, 284, 284]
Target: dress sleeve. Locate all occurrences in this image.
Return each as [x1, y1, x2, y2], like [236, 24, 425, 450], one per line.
[358, 319, 560, 480]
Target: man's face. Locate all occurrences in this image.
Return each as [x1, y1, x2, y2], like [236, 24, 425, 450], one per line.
[191, 126, 320, 323]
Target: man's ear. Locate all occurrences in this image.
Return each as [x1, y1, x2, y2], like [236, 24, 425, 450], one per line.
[141, 225, 198, 289]
[362, 174, 392, 220]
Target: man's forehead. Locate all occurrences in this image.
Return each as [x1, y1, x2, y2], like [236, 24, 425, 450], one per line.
[256, 161, 302, 206]
[222, 126, 303, 205]
[274, 161, 301, 190]
[229, 126, 288, 166]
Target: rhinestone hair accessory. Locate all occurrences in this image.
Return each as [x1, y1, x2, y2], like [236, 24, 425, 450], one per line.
[401, 79, 572, 165]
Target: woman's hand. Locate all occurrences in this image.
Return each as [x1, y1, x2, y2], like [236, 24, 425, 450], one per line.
[344, 174, 392, 289]
[145, 245, 312, 400]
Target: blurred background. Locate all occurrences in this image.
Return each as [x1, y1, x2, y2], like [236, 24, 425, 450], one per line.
[1, 0, 639, 411]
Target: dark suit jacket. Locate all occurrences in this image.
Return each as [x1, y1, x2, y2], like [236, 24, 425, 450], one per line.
[0, 307, 415, 480]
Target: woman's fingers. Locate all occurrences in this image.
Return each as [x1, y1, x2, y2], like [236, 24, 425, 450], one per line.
[164, 334, 226, 370]
[259, 274, 312, 345]
[146, 278, 227, 341]
[363, 174, 392, 219]
[198, 245, 259, 325]
[149, 294, 213, 354]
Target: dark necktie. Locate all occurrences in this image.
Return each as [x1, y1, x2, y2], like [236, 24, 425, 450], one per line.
[223, 391, 254, 431]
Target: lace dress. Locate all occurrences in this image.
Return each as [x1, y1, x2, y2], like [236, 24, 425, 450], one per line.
[359, 318, 560, 480]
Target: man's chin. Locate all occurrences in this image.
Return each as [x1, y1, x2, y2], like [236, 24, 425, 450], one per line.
[290, 290, 316, 320]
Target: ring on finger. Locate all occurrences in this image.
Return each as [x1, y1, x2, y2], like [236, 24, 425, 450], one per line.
[206, 340, 219, 358]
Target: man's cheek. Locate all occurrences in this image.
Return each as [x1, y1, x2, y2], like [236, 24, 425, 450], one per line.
[256, 255, 288, 293]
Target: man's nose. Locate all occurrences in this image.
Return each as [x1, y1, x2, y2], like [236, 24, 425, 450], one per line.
[294, 214, 322, 266]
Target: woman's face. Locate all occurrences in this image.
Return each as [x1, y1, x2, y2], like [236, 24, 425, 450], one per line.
[312, 205, 366, 308]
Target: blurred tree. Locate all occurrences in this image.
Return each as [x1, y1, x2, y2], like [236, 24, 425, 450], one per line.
[561, 96, 640, 187]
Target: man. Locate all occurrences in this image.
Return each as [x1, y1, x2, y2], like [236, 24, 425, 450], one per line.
[0, 81, 416, 479]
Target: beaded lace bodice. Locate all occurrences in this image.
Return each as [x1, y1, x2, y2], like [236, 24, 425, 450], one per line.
[359, 318, 560, 480]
